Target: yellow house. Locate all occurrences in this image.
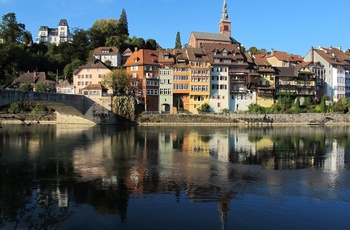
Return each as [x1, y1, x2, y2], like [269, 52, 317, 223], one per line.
[73, 59, 111, 95]
[253, 55, 275, 107]
[265, 49, 303, 67]
[186, 47, 211, 114]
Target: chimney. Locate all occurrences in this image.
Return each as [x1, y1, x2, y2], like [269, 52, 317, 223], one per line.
[311, 46, 314, 62]
[271, 48, 275, 56]
[134, 47, 138, 52]
[336, 46, 342, 51]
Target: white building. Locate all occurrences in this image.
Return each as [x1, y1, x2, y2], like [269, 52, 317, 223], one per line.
[36, 19, 70, 45]
[304, 46, 350, 102]
[93, 46, 122, 67]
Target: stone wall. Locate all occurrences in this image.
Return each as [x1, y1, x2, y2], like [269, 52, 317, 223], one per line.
[137, 113, 350, 125]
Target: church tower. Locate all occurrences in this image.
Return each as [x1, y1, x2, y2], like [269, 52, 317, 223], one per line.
[219, 0, 231, 37]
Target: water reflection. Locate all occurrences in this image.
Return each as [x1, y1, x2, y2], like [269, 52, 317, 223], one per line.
[1, 125, 350, 229]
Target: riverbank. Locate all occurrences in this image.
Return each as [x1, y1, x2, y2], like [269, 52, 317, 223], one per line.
[1, 113, 350, 126]
[136, 113, 350, 126]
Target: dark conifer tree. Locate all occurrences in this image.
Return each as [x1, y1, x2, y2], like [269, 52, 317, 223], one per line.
[117, 9, 129, 36]
[174, 31, 182, 49]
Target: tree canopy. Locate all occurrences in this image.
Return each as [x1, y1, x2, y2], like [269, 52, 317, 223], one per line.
[102, 68, 132, 94]
[174, 32, 182, 49]
[0, 12, 25, 43]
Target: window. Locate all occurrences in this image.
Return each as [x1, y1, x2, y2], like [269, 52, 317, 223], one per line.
[173, 84, 189, 90]
[212, 84, 219, 90]
[131, 66, 138, 71]
[146, 89, 158, 95]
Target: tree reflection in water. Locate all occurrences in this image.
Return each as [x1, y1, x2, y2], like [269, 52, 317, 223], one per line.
[0, 124, 350, 229]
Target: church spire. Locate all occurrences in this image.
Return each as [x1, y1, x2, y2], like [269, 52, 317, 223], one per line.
[219, 0, 231, 37]
[220, 0, 230, 22]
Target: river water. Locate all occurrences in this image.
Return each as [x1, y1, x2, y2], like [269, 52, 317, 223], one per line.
[1, 124, 350, 230]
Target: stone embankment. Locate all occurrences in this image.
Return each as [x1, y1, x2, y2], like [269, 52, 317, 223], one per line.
[137, 113, 350, 126]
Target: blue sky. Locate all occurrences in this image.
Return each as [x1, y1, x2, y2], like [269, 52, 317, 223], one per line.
[1, 0, 349, 57]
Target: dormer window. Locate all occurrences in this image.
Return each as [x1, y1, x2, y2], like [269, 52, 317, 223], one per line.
[222, 49, 228, 56]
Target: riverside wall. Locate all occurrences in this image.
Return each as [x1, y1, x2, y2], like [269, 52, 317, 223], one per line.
[2, 112, 350, 126]
[137, 113, 350, 126]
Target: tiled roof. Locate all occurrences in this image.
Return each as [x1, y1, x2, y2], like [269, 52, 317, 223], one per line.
[83, 84, 103, 90]
[186, 47, 209, 61]
[10, 72, 56, 86]
[274, 67, 296, 77]
[267, 51, 303, 63]
[123, 49, 160, 66]
[73, 59, 110, 75]
[274, 66, 313, 77]
[56, 79, 72, 88]
[93, 46, 120, 55]
[201, 43, 247, 67]
[58, 19, 68, 26]
[191, 32, 232, 43]
[314, 47, 350, 67]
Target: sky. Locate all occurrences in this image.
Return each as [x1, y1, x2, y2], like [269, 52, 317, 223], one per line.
[1, 0, 349, 57]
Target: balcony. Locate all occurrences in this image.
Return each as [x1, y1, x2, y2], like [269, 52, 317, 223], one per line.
[230, 76, 246, 84]
[257, 91, 274, 97]
[247, 74, 260, 85]
[229, 70, 248, 75]
[230, 89, 248, 94]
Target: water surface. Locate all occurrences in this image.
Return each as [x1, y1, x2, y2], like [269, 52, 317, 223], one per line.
[1, 125, 350, 229]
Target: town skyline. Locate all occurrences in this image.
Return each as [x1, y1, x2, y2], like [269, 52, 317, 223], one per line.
[1, 0, 349, 56]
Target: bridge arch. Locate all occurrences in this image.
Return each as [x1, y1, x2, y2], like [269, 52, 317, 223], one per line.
[0, 89, 116, 124]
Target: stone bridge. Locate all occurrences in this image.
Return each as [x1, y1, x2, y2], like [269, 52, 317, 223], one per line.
[0, 89, 116, 124]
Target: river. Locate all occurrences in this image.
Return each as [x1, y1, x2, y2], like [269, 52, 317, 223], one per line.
[1, 124, 350, 229]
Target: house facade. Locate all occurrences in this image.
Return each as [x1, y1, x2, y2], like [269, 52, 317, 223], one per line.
[56, 79, 74, 94]
[187, 47, 211, 114]
[274, 66, 316, 101]
[124, 48, 160, 112]
[36, 19, 70, 45]
[304, 46, 350, 102]
[93, 46, 121, 67]
[73, 59, 111, 95]
[265, 49, 303, 67]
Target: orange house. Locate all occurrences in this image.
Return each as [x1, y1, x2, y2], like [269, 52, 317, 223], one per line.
[172, 50, 190, 113]
[124, 48, 160, 112]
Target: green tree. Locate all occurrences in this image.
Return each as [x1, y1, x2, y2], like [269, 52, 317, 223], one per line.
[63, 59, 83, 81]
[22, 30, 33, 46]
[102, 68, 132, 94]
[0, 12, 25, 43]
[89, 19, 107, 48]
[197, 103, 210, 113]
[145, 39, 158, 50]
[333, 97, 348, 113]
[34, 82, 49, 92]
[174, 32, 182, 49]
[104, 19, 119, 37]
[248, 46, 261, 54]
[247, 103, 266, 114]
[116, 9, 129, 36]
[70, 27, 91, 61]
[18, 82, 33, 91]
[131, 37, 146, 49]
[320, 96, 326, 113]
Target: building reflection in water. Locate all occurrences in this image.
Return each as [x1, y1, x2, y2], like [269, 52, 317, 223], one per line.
[1, 125, 350, 229]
